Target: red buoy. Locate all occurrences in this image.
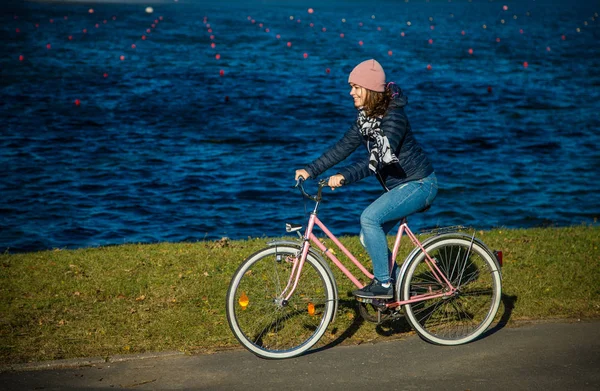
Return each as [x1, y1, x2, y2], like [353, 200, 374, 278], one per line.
[359, 40, 363, 46]
[75, 99, 81, 106]
[219, 69, 225, 76]
[287, 41, 292, 47]
[428, 39, 433, 44]
[326, 68, 330, 73]
[523, 61, 529, 68]
[211, 43, 216, 48]
[427, 64, 432, 70]
[468, 48, 473, 55]
[46, 43, 51, 49]
[303, 53, 308, 59]
[120, 55, 125, 61]
[487, 86, 492, 93]
[19, 55, 24, 61]
[388, 50, 393, 56]
[216, 54, 221, 60]
[340, 33, 345, 38]
[131, 44, 136, 49]
[142, 35, 146, 40]
[308, 8, 314, 14]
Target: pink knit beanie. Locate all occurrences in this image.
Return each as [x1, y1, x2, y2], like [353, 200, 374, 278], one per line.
[348, 59, 386, 92]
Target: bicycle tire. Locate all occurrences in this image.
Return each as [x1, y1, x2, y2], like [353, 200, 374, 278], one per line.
[400, 236, 502, 345]
[226, 245, 336, 359]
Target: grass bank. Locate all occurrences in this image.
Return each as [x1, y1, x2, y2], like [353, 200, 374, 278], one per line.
[1, 226, 599, 364]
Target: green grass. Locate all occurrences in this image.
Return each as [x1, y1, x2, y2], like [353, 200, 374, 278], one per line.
[1, 226, 599, 364]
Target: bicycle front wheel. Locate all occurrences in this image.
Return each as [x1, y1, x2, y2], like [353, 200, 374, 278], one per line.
[226, 245, 336, 359]
[401, 236, 502, 345]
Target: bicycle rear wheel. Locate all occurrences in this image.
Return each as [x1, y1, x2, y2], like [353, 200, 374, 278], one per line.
[401, 236, 502, 345]
[226, 245, 336, 359]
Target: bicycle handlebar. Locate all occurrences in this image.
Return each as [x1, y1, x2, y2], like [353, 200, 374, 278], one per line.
[295, 177, 325, 201]
[295, 177, 345, 202]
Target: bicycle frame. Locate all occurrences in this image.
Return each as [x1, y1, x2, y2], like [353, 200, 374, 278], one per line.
[280, 210, 457, 310]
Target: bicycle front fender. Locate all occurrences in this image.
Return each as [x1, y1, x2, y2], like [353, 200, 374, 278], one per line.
[267, 240, 339, 322]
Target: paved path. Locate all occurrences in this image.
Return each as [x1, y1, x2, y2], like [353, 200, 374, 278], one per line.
[1, 320, 599, 390]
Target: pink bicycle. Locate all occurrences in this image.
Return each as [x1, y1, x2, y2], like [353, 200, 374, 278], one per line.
[226, 178, 503, 359]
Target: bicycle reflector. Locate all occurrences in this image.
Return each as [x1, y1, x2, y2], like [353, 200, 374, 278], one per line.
[494, 251, 503, 267]
[308, 302, 315, 316]
[239, 292, 249, 310]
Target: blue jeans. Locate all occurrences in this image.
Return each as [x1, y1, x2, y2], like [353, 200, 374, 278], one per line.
[359, 173, 438, 283]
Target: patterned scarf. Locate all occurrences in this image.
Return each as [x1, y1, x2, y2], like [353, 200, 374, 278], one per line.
[357, 109, 399, 172]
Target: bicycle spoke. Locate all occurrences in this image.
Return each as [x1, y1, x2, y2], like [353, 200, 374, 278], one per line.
[402, 237, 501, 345]
[228, 247, 335, 357]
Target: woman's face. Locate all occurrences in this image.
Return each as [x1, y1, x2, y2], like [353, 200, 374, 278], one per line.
[349, 83, 366, 108]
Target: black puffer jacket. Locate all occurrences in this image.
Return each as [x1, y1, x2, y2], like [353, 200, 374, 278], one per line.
[304, 84, 434, 191]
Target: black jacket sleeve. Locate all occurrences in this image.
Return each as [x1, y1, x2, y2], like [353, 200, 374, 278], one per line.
[304, 124, 363, 179]
[381, 110, 408, 153]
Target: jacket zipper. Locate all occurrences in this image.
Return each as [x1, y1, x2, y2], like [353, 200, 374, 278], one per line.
[367, 139, 390, 192]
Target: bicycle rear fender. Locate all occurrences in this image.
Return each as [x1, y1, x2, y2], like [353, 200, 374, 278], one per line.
[267, 240, 339, 322]
[398, 232, 503, 284]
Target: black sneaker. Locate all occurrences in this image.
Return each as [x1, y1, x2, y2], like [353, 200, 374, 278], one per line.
[352, 279, 393, 299]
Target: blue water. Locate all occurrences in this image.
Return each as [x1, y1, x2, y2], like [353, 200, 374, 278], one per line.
[1, 0, 599, 253]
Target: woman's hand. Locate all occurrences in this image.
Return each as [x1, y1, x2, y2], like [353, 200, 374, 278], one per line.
[328, 174, 345, 190]
[295, 169, 310, 181]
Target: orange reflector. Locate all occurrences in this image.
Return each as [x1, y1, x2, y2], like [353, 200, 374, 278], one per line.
[239, 292, 249, 310]
[308, 302, 315, 316]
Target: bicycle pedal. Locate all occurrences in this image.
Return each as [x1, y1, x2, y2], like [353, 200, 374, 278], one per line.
[356, 297, 373, 304]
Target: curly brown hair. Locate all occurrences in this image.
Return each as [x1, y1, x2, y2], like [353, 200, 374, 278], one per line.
[362, 86, 392, 118]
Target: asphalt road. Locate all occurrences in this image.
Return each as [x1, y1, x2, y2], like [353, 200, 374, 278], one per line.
[1, 320, 598, 390]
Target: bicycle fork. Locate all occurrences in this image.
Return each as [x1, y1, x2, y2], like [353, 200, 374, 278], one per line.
[274, 228, 314, 308]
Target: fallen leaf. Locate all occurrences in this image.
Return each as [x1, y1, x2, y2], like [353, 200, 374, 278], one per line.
[135, 295, 146, 301]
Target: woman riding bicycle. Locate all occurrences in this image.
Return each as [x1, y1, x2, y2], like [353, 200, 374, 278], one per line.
[295, 59, 438, 300]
